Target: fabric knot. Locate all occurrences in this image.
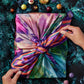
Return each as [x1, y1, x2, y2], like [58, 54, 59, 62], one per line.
[11, 13, 72, 77]
[36, 43, 47, 53]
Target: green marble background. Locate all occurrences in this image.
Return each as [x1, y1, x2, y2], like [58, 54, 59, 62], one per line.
[0, 0, 84, 84]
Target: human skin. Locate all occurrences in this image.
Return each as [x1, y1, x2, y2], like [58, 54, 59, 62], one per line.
[59, 25, 84, 50]
[2, 69, 21, 84]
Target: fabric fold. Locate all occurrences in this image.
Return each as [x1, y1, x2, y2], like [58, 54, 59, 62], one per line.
[11, 13, 72, 78]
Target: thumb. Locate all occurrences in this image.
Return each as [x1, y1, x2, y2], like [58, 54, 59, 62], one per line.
[12, 71, 21, 82]
[60, 31, 72, 39]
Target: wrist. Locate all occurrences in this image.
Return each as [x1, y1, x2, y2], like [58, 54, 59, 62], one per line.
[79, 40, 84, 50]
[81, 45, 84, 50]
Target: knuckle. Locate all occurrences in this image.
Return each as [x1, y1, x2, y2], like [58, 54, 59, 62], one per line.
[66, 25, 69, 27]
[9, 69, 12, 72]
[64, 32, 67, 35]
[9, 69, 14, 72]
[12, 80, 16, 83]
[2, 76, 7, 80]
[76, 27, 80, 29]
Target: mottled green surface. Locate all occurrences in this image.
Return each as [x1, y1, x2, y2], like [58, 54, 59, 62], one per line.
[0, 0, 84, 84]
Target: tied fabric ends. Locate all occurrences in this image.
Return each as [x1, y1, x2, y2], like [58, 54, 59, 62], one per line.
[11, 13, 72, 78]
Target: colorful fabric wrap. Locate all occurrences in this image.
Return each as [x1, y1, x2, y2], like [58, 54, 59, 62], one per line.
[11, 13, 72, 78]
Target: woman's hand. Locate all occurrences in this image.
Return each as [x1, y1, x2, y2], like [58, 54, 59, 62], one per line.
[59, 25, 84, 50]
[2, 69, 21, 84]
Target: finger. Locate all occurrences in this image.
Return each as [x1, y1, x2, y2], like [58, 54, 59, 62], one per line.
[60, 25, 76, 31]
[60, 30, 72, 39]
[12, 71, 21, 82]
[5, 69, 19, 78]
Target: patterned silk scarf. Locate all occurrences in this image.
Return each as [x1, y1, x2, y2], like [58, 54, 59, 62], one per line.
[11, 13, 72, 78]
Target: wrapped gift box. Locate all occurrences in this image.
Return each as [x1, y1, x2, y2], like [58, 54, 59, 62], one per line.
[11, 13, 72, 78]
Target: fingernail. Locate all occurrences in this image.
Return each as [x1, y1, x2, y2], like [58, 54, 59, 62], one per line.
[60, 31, 65, 34]
[17, 71, 22, 74]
